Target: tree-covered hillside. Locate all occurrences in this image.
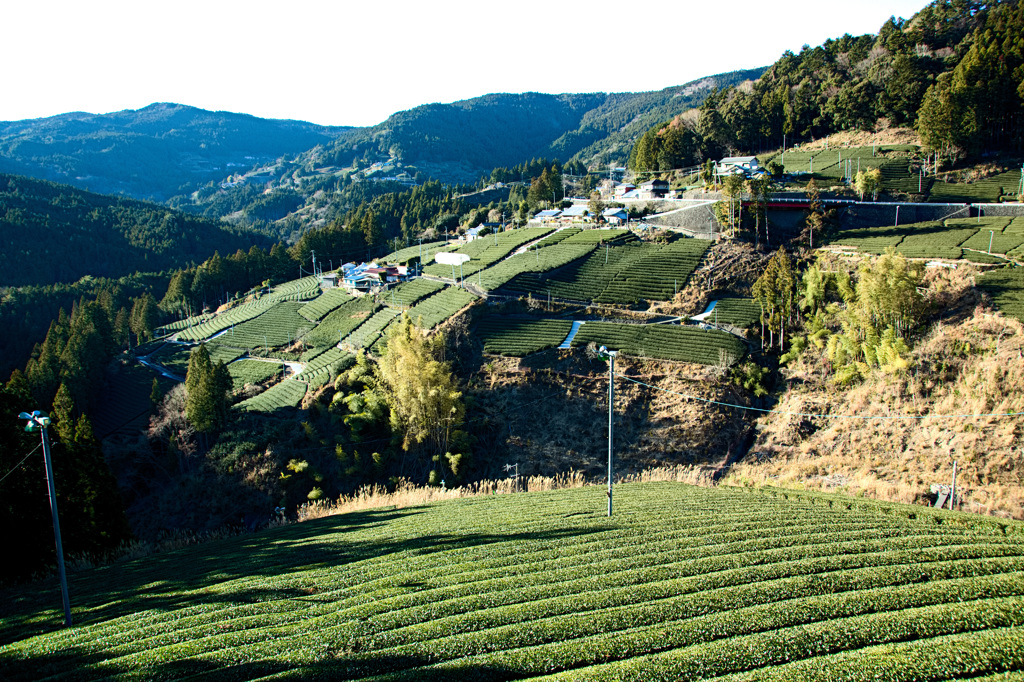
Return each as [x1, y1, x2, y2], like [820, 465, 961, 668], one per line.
[0, 103, 350, 201]
[306, 70, 766, 180]
[630, 0, 1024, 170]
[0, 174, 269, 287]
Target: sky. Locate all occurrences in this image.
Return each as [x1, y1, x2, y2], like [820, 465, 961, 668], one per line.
[3, 0, 933, 128]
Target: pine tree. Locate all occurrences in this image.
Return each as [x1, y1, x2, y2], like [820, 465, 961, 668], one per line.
[185, 344, 216, 433]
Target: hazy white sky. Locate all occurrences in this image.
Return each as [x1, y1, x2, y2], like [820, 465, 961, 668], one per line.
[4, 0, 931, 127]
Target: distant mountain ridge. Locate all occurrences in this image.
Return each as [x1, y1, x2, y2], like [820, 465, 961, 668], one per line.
[317, 69, 766, 181]
[0, 70, 766, 220]
[0, 103, 350, 201]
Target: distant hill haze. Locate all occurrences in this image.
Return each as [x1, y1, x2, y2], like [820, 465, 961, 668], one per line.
[0, 103, 350, 201]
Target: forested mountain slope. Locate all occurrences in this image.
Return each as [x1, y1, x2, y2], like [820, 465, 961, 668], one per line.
[0, 103, 350, 201]
[0, 174, 268, 287]
[313, 69, 765, 180]
[630, 0, 1024, 171]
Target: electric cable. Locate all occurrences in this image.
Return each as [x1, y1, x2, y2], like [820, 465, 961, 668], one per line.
[615, 372, 1024, 421]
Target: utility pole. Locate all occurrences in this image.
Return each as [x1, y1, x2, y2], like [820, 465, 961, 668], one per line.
[19, 411, 71, 627]
[950, 461, 958, 511]
[599, 347, 618, 517]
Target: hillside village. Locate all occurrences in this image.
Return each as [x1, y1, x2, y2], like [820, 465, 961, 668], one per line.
[92, 142, 1024, 527]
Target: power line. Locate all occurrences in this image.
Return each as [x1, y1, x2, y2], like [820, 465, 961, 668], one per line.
[0, 443, 42, 486]
[615, 372, 1024, 422]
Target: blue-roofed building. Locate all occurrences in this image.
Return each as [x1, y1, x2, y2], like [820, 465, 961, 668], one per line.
[534, 209, 562, 223]
[602, 207, 628, 225]
[560, 205, 590, 222]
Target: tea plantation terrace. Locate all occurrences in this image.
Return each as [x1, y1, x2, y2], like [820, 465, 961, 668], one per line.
[2, 483, 1023, 679]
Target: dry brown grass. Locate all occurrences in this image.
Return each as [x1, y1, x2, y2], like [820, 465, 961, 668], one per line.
[296, 464, 720, 522]
[726, 305, 1024, 519]
[798, 125, 921, 151]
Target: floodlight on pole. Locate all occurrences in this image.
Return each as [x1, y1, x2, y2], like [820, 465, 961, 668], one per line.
[597, 346, 618, 517]
[18, 410, 72, 627]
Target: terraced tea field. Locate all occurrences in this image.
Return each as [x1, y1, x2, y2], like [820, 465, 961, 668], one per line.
[145, 342, 244, 376]
[421, 227, 554, 279]
[382, 239, 450, 265]
[828, 217, 1024, 261]
[475, 317, 573, 356]
[572, 321, 746, 364]
[226, 359, 283, 390]
[508, 238, 711, 304]
[2, 483, 1022, 680]
[344, 307, 401, 349]
[708, 298, 760, 328]
[929, 169, 1023, 203]
[293, 348, 353, 389]
[382, 278, 445, 309]
[304, 297, 378, 347]
[978, 267, 1024, 322]
[234, 377, 307, 412]
[173, 277, 321, 342]
[475, 243, 597, 291]
[215, 301, 311, 350]
[404, 286, 477, 330]
[298, 288, 353, 322]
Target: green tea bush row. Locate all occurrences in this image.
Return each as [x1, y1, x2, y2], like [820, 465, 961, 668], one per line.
[710, 298, 761, 328]
[345, 308, 401, 349]
[226, 359, 282, 389]
[572, 321, 746, 364]
[304, 297, 377, 346]
[476, 318, 573, 356]
[366, 571, 1024, 680]
[383, 279, 445, 309]
[234, 378, 307, 412]
[404, 287, 477, 330]
[476, 243, 597, 291]
[297, 288, 353, 322]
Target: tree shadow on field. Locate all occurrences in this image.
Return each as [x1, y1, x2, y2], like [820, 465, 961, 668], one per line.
[0, 508, 611, 652]
[0, 643, 542, 681]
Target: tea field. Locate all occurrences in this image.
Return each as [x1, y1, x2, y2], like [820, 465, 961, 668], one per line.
[708, 298, 761, 328]
[2, 483, 1023, 680]
[475, 317, 573, 356]
[421, 227, 554, 279]
[506, 238, 711, 304]
[767, 144, 1022, 201]
[572, 321, 746, 365]
[226, 359, 283, 389]
[404, 286, 477, 330]
[828, 217, 1024, 261]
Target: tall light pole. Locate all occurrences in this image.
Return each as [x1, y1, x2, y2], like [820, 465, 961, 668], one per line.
[18, 410, 72, 627]
[598, 346, 617, 517]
